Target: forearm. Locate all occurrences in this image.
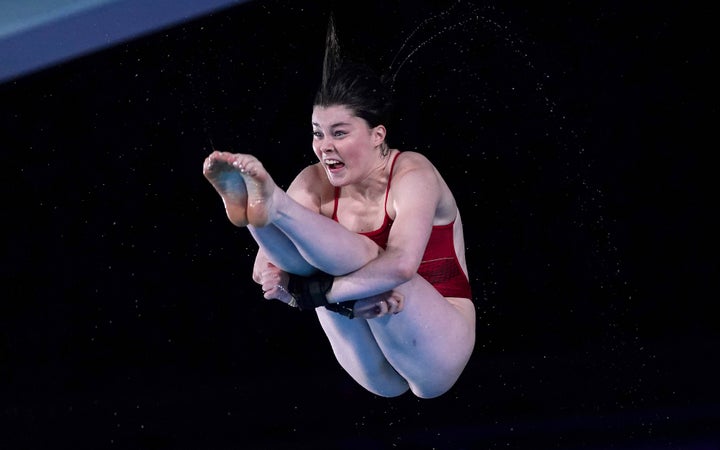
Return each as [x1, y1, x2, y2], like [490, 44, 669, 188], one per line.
[326, 253, 411, 303]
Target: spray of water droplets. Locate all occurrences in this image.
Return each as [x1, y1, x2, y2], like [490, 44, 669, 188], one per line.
[381, 0, 641, 406]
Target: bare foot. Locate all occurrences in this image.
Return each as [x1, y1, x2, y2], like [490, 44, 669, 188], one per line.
[230, 154, 279, 227]
[204, 151, 280, 227]
[203, 151, 250, 227]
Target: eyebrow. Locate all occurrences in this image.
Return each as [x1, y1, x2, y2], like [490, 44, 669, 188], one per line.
[312, 121, 352, 128]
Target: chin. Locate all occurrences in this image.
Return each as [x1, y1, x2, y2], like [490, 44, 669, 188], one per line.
[328, 175, 349, 188]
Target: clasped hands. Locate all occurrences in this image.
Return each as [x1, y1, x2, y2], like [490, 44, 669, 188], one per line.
[256, 262, 404, 319]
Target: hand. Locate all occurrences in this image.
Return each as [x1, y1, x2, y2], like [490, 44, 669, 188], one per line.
[352, 290, 405, 320]
[257, 262, 295, 306]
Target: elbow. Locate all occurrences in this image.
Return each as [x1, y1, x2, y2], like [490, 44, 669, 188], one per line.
[393, 260, 418, 284]
[381, 249, 419, 285]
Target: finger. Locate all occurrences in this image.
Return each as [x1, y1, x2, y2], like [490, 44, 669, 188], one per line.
[392, 292, 405, 313]
[376, 299, 389, 317]
[252, 270, 262, 284]
[261, 284, 294, 304]
[353, 301, 380, 320]
[356, 308, 378, 320]
[261, 270, 280, 284]
[384, 296, 400, 314]
[262, 284, 282, 300]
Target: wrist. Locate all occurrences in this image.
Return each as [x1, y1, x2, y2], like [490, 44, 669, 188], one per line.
[287, 272, 356, 319]
[287, 272, 334, 310]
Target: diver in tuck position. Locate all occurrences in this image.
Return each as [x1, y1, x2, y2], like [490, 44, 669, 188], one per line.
[203, 15, 475, 398]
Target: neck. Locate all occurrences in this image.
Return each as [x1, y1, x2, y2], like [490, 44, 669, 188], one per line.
[347, 149, 395, 200]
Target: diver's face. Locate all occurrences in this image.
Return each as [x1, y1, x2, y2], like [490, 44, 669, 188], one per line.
[311, 105, 378, 185]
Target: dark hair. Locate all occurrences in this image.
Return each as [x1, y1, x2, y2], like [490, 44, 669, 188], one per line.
[313, 14, 394, 131]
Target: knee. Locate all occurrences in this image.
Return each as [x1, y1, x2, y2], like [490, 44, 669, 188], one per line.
[409, 381, 454, 399]
[408, 356, 471, 399]
[348, 369, 410, 398]
[358, 365, 412, 398]
[368, 383, 411, 398]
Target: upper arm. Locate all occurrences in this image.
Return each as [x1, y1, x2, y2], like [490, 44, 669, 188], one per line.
[385, 156, 442, 275]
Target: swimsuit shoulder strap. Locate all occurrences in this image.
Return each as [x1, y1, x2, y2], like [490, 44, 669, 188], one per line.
[384, 151, 402, 214]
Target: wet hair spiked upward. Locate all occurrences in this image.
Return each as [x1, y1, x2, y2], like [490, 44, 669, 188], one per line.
[313, 13, 394, 132]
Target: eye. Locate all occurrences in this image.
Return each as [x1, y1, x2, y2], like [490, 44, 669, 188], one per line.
[333, 130, 347, 137]
[312, 131, 323, 139]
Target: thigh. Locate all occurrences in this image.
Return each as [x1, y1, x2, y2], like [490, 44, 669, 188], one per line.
[366, 275, 476, 398]
[315, 307, 410, 397]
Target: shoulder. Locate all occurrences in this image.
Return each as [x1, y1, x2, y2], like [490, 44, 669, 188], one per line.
[395, 150, 434, 169]
[392, 151, 441, 184]
[389, 151, 458, 221]
[287, 163, 333, 209]
[388, 151, 442, 203]
[293, 162, 327, 185]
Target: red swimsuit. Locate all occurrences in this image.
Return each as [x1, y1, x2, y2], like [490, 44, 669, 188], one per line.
[331, 152, 473, 300]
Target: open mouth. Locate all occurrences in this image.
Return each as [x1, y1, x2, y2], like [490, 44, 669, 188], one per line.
[325, 159, 345, 170]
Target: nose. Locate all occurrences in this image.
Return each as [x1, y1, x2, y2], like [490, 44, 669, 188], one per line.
[319, 139, 334, 153]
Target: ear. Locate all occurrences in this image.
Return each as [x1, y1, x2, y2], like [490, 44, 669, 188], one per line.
[372, 125, 387, 146]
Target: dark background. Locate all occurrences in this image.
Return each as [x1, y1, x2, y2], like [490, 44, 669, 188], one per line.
[1, 1, 717, 449]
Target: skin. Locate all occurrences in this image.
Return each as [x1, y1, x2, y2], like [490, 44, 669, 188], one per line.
[203, 105, 475, 398]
